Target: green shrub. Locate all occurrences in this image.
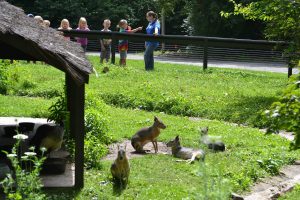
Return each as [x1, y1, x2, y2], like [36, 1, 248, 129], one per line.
[1, 134, 46, 200]
[0, 60, 20, 95]
[84, 91, 112, 168]
[259, 75, 300, 149]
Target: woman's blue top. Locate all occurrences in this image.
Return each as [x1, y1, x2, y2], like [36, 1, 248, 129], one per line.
[146, 20, 160, 47]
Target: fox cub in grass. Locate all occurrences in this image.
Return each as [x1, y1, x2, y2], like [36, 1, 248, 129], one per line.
[166, 135, 205, 164]
[131, 116, 166, 153]
[200, 127, 225, 152]
[111, 146, 130, 185]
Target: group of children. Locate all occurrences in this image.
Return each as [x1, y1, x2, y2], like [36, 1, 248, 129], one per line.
[29, 11, 160, 68]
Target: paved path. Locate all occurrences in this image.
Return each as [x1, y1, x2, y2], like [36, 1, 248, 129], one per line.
[87, 52, 299, 74]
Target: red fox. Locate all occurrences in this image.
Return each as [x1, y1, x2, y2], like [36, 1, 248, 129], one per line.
[131, 116, 166, 153]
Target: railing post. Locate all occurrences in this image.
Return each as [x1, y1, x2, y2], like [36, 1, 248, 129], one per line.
[203, 39, 208, 70]
[111, 33, 116, 65]
[288, 62, 293, 78]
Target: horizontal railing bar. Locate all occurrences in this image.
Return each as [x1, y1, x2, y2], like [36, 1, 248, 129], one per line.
[61, 30, 289, 51]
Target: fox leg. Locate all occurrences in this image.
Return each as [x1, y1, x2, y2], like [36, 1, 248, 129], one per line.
[186, 153, 197, 164]
[152, 140, 158, 153]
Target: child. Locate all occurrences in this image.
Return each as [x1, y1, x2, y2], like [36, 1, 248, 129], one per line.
[43, 20, 51, 27]
[34, 16, 44, 25]
[118, 19, 142, 66]
[58, 19, 72, 40]
[76, 17, 90, 52]
[100, 19, 112, 63]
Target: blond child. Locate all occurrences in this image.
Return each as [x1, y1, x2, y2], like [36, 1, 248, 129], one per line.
[34, 16, 43, 25]
[76, 17, 90, 52]
[118, 19, 142, 66]
[100, 19, 112, 63]
[58, 19, 72, 40]
[43, 20, 51, 27]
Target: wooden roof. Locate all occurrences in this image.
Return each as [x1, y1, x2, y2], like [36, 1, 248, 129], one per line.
[0, 0, 92, 84]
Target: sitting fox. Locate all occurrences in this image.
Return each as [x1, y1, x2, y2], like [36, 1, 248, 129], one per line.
[200, 127, 225, 152]
[111, 146, 130, 185]
[166, 135, 205, 164]
[131, 116, 166, 153]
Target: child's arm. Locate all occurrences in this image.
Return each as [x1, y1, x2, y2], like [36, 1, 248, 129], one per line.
[130, 27, 143, 33]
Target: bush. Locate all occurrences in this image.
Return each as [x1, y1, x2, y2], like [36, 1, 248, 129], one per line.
[84, 91, 112, 168]
[260, 75, 300, 149]
[0, 60, 20, 95]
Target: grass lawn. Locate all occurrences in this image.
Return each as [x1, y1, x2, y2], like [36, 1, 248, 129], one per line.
[6, 58, 287, 125]
[1, 58, 299, 199]
[1, 95, 300, 199]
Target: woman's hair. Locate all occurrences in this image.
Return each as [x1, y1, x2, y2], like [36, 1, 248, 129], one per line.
[146, 11, 157, 19]
[78, 17, 87, 28]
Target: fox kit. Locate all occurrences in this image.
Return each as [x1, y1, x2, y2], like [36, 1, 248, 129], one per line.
[200, 127, 225, 152]
[111, 146, 130, 185]
[131, 116, 166, 153]
[166, 135, 205, 164]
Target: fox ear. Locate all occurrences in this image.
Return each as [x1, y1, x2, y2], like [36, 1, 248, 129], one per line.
[154, 116, 158, 121]
[175, 135, 179, 141]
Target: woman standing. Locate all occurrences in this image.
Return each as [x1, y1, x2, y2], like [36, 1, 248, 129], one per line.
[144, 11, 160, 71]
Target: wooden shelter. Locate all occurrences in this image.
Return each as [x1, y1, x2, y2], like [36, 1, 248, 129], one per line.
[0, 0, 93, 188]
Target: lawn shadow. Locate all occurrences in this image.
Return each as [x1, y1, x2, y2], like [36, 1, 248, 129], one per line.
[43, 187, 81, 199]
[112, 178, 128, 196]
[220, 96, 278, 125]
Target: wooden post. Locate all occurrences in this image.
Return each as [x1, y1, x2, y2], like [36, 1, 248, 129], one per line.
[203, 40, 208, 70]
[66, 74, 85, 189]
[288, 59, 293, 78]
[111, 33, 116, 65]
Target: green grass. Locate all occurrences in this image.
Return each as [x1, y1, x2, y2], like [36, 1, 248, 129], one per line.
[278, 184, 300, 200]
[88, 57, 287, 125]
[1, 59, 299, 199]
[6, 58, 287, 125]
[44, 105, 299, 199]
[0, 94, 53, 117]
[1, 95, 299, 199]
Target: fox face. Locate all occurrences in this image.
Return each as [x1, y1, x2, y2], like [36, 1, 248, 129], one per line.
[166, 135, 180, 147]
[154, 116, 166, 129]
[200, 127, 209, 136]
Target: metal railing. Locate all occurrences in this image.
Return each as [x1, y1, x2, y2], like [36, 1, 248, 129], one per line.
[63, 30, 293, 76]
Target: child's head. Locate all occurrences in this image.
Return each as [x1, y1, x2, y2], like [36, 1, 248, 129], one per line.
[43, 20, 50, 27]
[103, 19, 111, 29]
[34, 15, 44, 25]
[118, 19, 128, 29]
[78, 17, 87, 29]
[146, 11, 158, 22]
[60, 19, 70, 30]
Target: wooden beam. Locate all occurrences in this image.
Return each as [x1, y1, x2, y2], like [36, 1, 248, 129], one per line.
[66, 74, 85, 189]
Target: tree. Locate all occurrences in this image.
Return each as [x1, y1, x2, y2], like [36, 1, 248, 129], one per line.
[223, 0, 300, 148]
[185, 0, 264, 39]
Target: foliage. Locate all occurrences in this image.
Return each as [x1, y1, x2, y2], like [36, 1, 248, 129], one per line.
[84, 91, 112, 169]
[1, 135, 46, 200]
[47, 91, 68, 125]
[223, 0, 300, 63]
[185, 0, 264, 38]
[0, 60, 22, 95]
[0, 60, 10, 95]
[260, 76, 300, 149]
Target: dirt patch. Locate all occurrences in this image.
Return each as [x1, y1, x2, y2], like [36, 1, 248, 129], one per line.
[102, 140, 172, 161]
